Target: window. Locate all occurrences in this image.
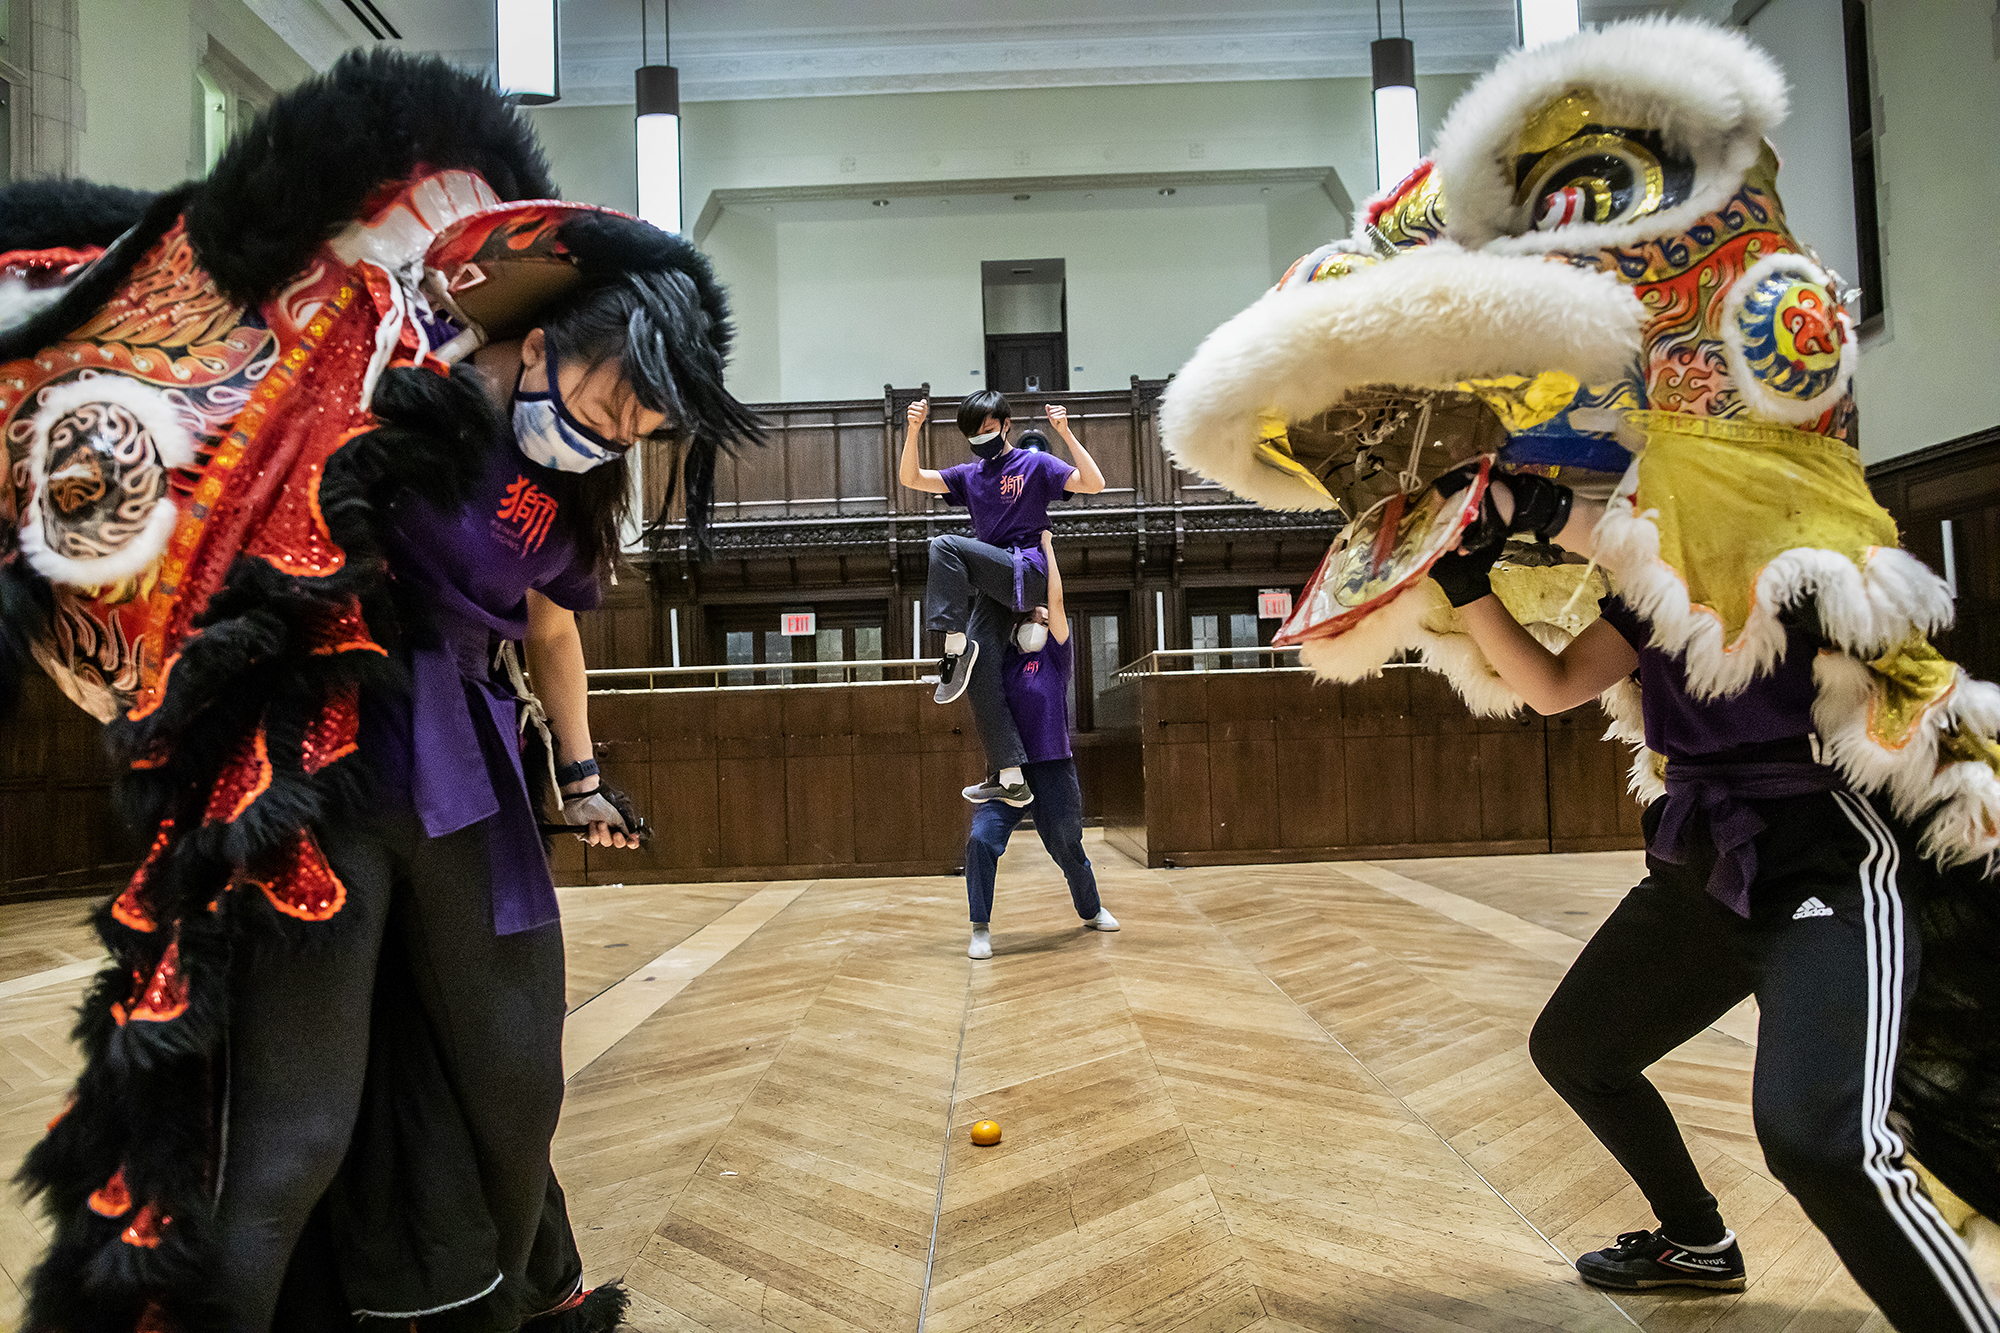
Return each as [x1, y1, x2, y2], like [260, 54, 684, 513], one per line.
[710, 604, 888, 683]
[1842, 0, 1885, 324]
[1188, 591, 1278, 670]
[196, 44, 273, 177]
[1060, 597, 1129, 733]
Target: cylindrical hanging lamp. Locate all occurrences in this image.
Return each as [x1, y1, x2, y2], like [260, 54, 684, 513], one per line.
[496, 0, 560, 105]
[1517, 0, 1581, 49]
[636, 1, 683, 233]
[1371, 36, 1418, 193]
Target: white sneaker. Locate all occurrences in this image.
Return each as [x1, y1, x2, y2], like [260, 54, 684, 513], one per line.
[968, 926, 992, 959]
[1087, 909, 1120, 932]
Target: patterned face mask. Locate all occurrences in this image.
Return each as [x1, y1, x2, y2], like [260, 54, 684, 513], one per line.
[512, 349, 628, 473]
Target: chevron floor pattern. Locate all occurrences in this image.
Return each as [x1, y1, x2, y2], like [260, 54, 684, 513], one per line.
[1, 840, 1912, 1330]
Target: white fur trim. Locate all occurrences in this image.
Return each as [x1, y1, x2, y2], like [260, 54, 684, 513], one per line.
[1718, 252, 1857, 425]
[19, 375, 194, 587]
[1159, 245, 1645, 510]
[0, 275, 63, 334]
[1432, 17, 1788, 252]
[1591, 460, 1953, 700]
[1814, 652, 2000, 873]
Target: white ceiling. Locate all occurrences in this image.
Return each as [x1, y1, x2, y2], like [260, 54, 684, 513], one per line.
[253, 0, 1694, 105]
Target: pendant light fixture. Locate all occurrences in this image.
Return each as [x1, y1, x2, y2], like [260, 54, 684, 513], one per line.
[1371, 0, 1418, 193]
[1517, 0, 1581, 48]
[495, 0, 560, 105]
[636, 0, 682, 233]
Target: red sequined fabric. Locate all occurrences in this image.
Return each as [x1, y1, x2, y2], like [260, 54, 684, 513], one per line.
[111, 939, 189, 1026]
[88, 1167, 133, 1218]
[203, 729, 273, 826]
[111, 821, 174, 933]
[120, 1201, 170, 1249]
[302, 682, 362, 774]
[253, 830, 348, 922]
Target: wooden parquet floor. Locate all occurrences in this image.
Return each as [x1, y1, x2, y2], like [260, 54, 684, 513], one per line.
[0, 840, 1917, 1331]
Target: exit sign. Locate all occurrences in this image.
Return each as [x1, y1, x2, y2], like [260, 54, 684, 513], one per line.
[781, 611, 816, 636]
[1258, 589, 1293, 620]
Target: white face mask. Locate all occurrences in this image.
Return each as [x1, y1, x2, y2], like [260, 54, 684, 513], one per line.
[511, 355, 627, 473]
[1015, 619, 1049, 653]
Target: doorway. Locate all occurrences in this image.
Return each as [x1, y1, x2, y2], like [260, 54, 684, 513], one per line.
[981, 258, 1067, 394]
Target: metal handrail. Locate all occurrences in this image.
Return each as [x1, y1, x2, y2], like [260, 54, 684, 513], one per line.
[1112, 647, 1310, 678]
[586, 657, 938, 694]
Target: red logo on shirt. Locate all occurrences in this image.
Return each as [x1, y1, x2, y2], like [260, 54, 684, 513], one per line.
[999, 473, 1025, 500]
[1022, 660, 1039, 675]
[497, 475, 559, 554]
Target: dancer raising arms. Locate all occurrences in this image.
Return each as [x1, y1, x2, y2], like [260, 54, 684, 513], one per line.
[899, 392, 1104, 806]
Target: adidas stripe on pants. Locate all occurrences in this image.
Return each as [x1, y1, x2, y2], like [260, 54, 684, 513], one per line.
[1529, 789, 2000, 1332]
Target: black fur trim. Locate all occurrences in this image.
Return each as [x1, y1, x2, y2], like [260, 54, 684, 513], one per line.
[0, 186, 193, 366]
[0, 179, 158, 255]
[186, 49, 556, 307]
[17, 366, 496, 1330]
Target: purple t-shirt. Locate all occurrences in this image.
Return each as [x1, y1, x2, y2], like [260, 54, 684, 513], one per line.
[1002, 633, 1073, 763]
[940, 447, 1076, 551]
[1596, 595, 1817, 759]
[364, 436, 604, 933]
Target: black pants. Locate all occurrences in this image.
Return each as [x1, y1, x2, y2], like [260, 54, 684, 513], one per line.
[925, 533, 1045, 772]
[213, 812, 571, 1330]
[1530, 790, 2000, 1332]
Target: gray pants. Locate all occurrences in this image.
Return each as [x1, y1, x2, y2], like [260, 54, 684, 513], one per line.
[925, 533, 1046, 773]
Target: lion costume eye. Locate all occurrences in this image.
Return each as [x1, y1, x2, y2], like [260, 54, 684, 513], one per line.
[1508, 89, 1696, 233]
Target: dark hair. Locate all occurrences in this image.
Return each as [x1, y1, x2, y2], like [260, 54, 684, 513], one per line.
[956, 389, 1011, 438]
[1016, 429, 1050, 452]
[533, 248, 765, 571]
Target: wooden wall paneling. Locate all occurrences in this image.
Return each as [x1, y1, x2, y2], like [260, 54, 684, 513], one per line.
[917, 689, 980, 862]
[1476, 711, 1550, 845]
[1203, 673, 1279, 850]
[852, 692, 924, 864]
[646, 689, 719, 873]
[578, 690, 663, 882]
[1339, 670, 1415, 848]
[1272, 674, 1348, 850]
[784, 417, 840, 516]
[1147, 742, 1213, 861]
[714, 690, 789, 867]
[1546, 704, 1645, 851]
[1405, 671, 1486, 845]
[783, 688, 856, 866]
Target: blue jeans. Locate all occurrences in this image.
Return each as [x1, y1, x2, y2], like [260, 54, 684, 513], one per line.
[965, 758, 1101, 923]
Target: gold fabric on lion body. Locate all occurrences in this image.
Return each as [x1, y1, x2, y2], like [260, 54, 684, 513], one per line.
[1624, 410, 1895, 645]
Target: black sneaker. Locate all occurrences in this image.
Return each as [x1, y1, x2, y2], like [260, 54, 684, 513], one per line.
[934, 639, 978, 704]
[1576, 1229, 1745, 1292]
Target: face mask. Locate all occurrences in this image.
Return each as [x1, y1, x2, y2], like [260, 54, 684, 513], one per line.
[512, 351, 627, 473]
[1015, 618, 1049, 654]
[967, 429, 1006, 461]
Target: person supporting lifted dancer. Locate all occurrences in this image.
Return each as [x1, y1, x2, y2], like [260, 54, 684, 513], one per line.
[964, 530, 1119, 959]
[899, 389, 1105, 806]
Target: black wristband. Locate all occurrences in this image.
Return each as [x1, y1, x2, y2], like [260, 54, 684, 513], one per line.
[556, 758, 600, 785]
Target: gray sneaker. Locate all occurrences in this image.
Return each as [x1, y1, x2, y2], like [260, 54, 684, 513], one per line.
[934, 639, 978, 705]
[962, 776, 1033, 807]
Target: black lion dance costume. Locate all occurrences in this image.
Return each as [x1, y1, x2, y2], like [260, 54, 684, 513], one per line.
[1164, 18, 2000, 1329]
[4, 53, 758, 1332]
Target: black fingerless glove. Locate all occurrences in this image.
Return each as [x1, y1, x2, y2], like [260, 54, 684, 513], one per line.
[1502, 472, 1575, 542]
[1429, 536, 1505, 607]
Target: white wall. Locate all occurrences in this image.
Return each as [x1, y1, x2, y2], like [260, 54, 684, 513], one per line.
[1849, 0, 2000, 460]
[772, 203, 1272, 403]
[1746, 0, 1860, 288]
[983, 282, 1063, 335]
[526, 72, 1472, 405]
[77, 0, 310, 189]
